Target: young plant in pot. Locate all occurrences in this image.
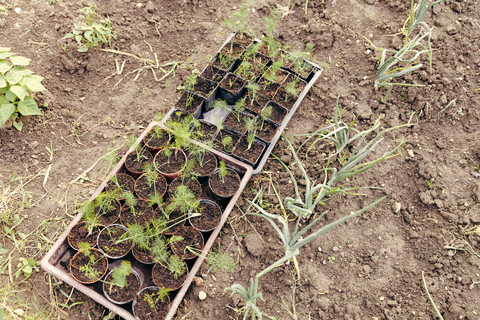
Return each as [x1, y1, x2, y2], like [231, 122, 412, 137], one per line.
[200, 64, 227, 83]
[220, 40, 245, 60]
[69, 242, 108, 285]
[289, 54, 315, 80]
[142, 126, 170, 152]
[232, 120, 266, 166]
[255, 106, 279, 143]
[168, 169, 203, 199]
[127, 222, 158, 265]
[273, 74, 306, 110]
[68, 200, 102, 250]
[125, 135, 154, 177]
[185, 143, 218, 180]
[218, 73, 247, 105]
[244, 83, 269, 114]
[133, 286, 171, 320]
[92, 189, 122, 226]
[134, 163, 168, 202]
[97, 224, 133, 259]
[175, 74, 205, 116]
[119, 192, 157, 227]
[151, 236, 189, 291]
[170, 225, 205, 260]
[153, 146, 187, 181]
[264, 101, 288, 125]
[208, 161, 241, 200]
[104, 173, 135, 199]
[189, 199, 223, 233]
[102, 260, 141, 305]
[211, 52, 236, 72]
[257, 72, 280, 100]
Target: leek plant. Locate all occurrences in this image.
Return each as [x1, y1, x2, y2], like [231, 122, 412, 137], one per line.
[225, 98, 407, 319]
[374, 0, 443, 101]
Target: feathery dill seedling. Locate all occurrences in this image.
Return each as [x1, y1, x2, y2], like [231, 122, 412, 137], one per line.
[126, 135, 147, 162]
[109, 260, 131, 290]
[212, 98, 229, 113]
[167, 185, 200, 214]
[245, 83, 260, 106]
[77, 242, 104, 281]
[79, 200, 100, 235]
[243, 116, 258, 147]
[221, 0, 254, 39]
[218, 161, 228, 183]
[283, 77, 301, 102]
[142, 287, 171, 309]
[262, 8, 283, 55]
[222, 136, 234, 153]
[207, 247, 236, 273]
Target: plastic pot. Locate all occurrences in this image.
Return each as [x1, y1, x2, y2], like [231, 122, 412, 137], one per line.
[200, 64, 227, 83]
[170, 226, 204, 260]
[232, 135, 267, 167]
[189, 199, 222, 233]
[154, 147, 187, 182]
[69, 247, 108, 285]
[103, 266, 141, 305]
[97, 224, 133, 259]
[142, 128, 171, 152]
[168, 177, 202, 199]
[218, 73, 247, 105]
[174, 91, 204, 118]
[208, 167, 241, 200]
[125, 149, 153, 177]
[151, 261, 189, 291]
[120, 199, 156, 227]
[67, 221, 100, 251]
[134, 173, 168, 202]
[132, 286, 171, 320]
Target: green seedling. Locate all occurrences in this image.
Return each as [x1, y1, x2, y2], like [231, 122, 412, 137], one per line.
[422, 271, 444, 319]
[77, 242, 104, 281]
[109, 260, 131, 290]
[283, 77, 301, 102]
[221, 0, 254, 39]
[15, 257, 40, 279]
[64, 2, 115, 52]
[218, 161, 228, 183]
[245, 82, 260, 106]
[167, 185, 200, 214]
[143, 288, 171, 310]
[222, 136, 234, 153]
[207, 247, 236, 273]
[0, 47, 46, 130]
[232, 98, 246, 122]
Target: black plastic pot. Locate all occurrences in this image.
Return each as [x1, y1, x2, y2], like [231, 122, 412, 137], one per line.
[174, 91, 205, 118]
[200, 64, 227, 83]
[232, 135, 267, 167]
[218, 73, 247, 104]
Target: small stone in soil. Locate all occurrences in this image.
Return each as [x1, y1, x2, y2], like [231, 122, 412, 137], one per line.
[199, 291, 207, 300]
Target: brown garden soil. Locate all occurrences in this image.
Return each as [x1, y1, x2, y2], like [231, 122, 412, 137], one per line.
[152, 262, 188, 291]
[209, 168, 241, 199]
[69, 249, 108, 285]
[97, 225, 131, 258]
[67, 222, 100, 250]
[0, 0, 479, 319]
[170, 226, 204, 260]
[133, 287, 170, 320]
[189, 151, 218, 178]
[120, 199, 156, 227]
[233, 135, 266, 165]
[189, 200, 222, 232]
[133, 172, 167, 201]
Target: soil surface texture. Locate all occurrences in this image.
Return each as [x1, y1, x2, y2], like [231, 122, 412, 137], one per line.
[0, 0, 479, 319]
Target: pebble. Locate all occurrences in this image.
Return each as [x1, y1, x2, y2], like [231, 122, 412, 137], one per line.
[318, 247, 322, 252]
[198, 291, 207, 300]
[14, 7, 21, 14]
[407, 149, 415, 158]
[333, 246, 339, 252]
[392, 202, 401, 213]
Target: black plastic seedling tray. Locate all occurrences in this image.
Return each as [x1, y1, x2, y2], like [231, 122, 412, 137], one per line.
[168, 32, 322, 174]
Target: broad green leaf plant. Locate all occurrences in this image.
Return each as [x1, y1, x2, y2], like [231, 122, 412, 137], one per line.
[0, 47, 45, 130]
[65, 3, 115, 52]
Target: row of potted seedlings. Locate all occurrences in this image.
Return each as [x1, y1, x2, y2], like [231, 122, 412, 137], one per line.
[172, 33, 315, 168]
[66, 124, 242, 319]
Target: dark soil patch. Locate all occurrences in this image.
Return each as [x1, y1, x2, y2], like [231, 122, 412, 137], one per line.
[68, 222, 100, 250]
[132, 245, 154, 265]
[168, 177, 202, 198]
[188, 151, 217, 179]
[255, 120, 279, 143]
[154, 148, 186, 177]
[193, 77, 216, 99]
[133, 287, 170, 320]
[95, 199, 121, 226]
[212, 129, 240, 154]
[191, 121, 217, 143]
[232, 135, 265, 165]
[97, 225, 132, 258]
[104, 173, 136, 199]
[219, 73, 246, 93]
[265, 101, 288, 125]
[200, 65, 227, 83]
[220, 41, 244, 59]
[175, 91, 204, 115]
[272, 86, 296, 110]
[244, 92, 269, 114]
[142, 128, 170, 152]
[257, 78, 280, 99]
[151, 262, 188, 291]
